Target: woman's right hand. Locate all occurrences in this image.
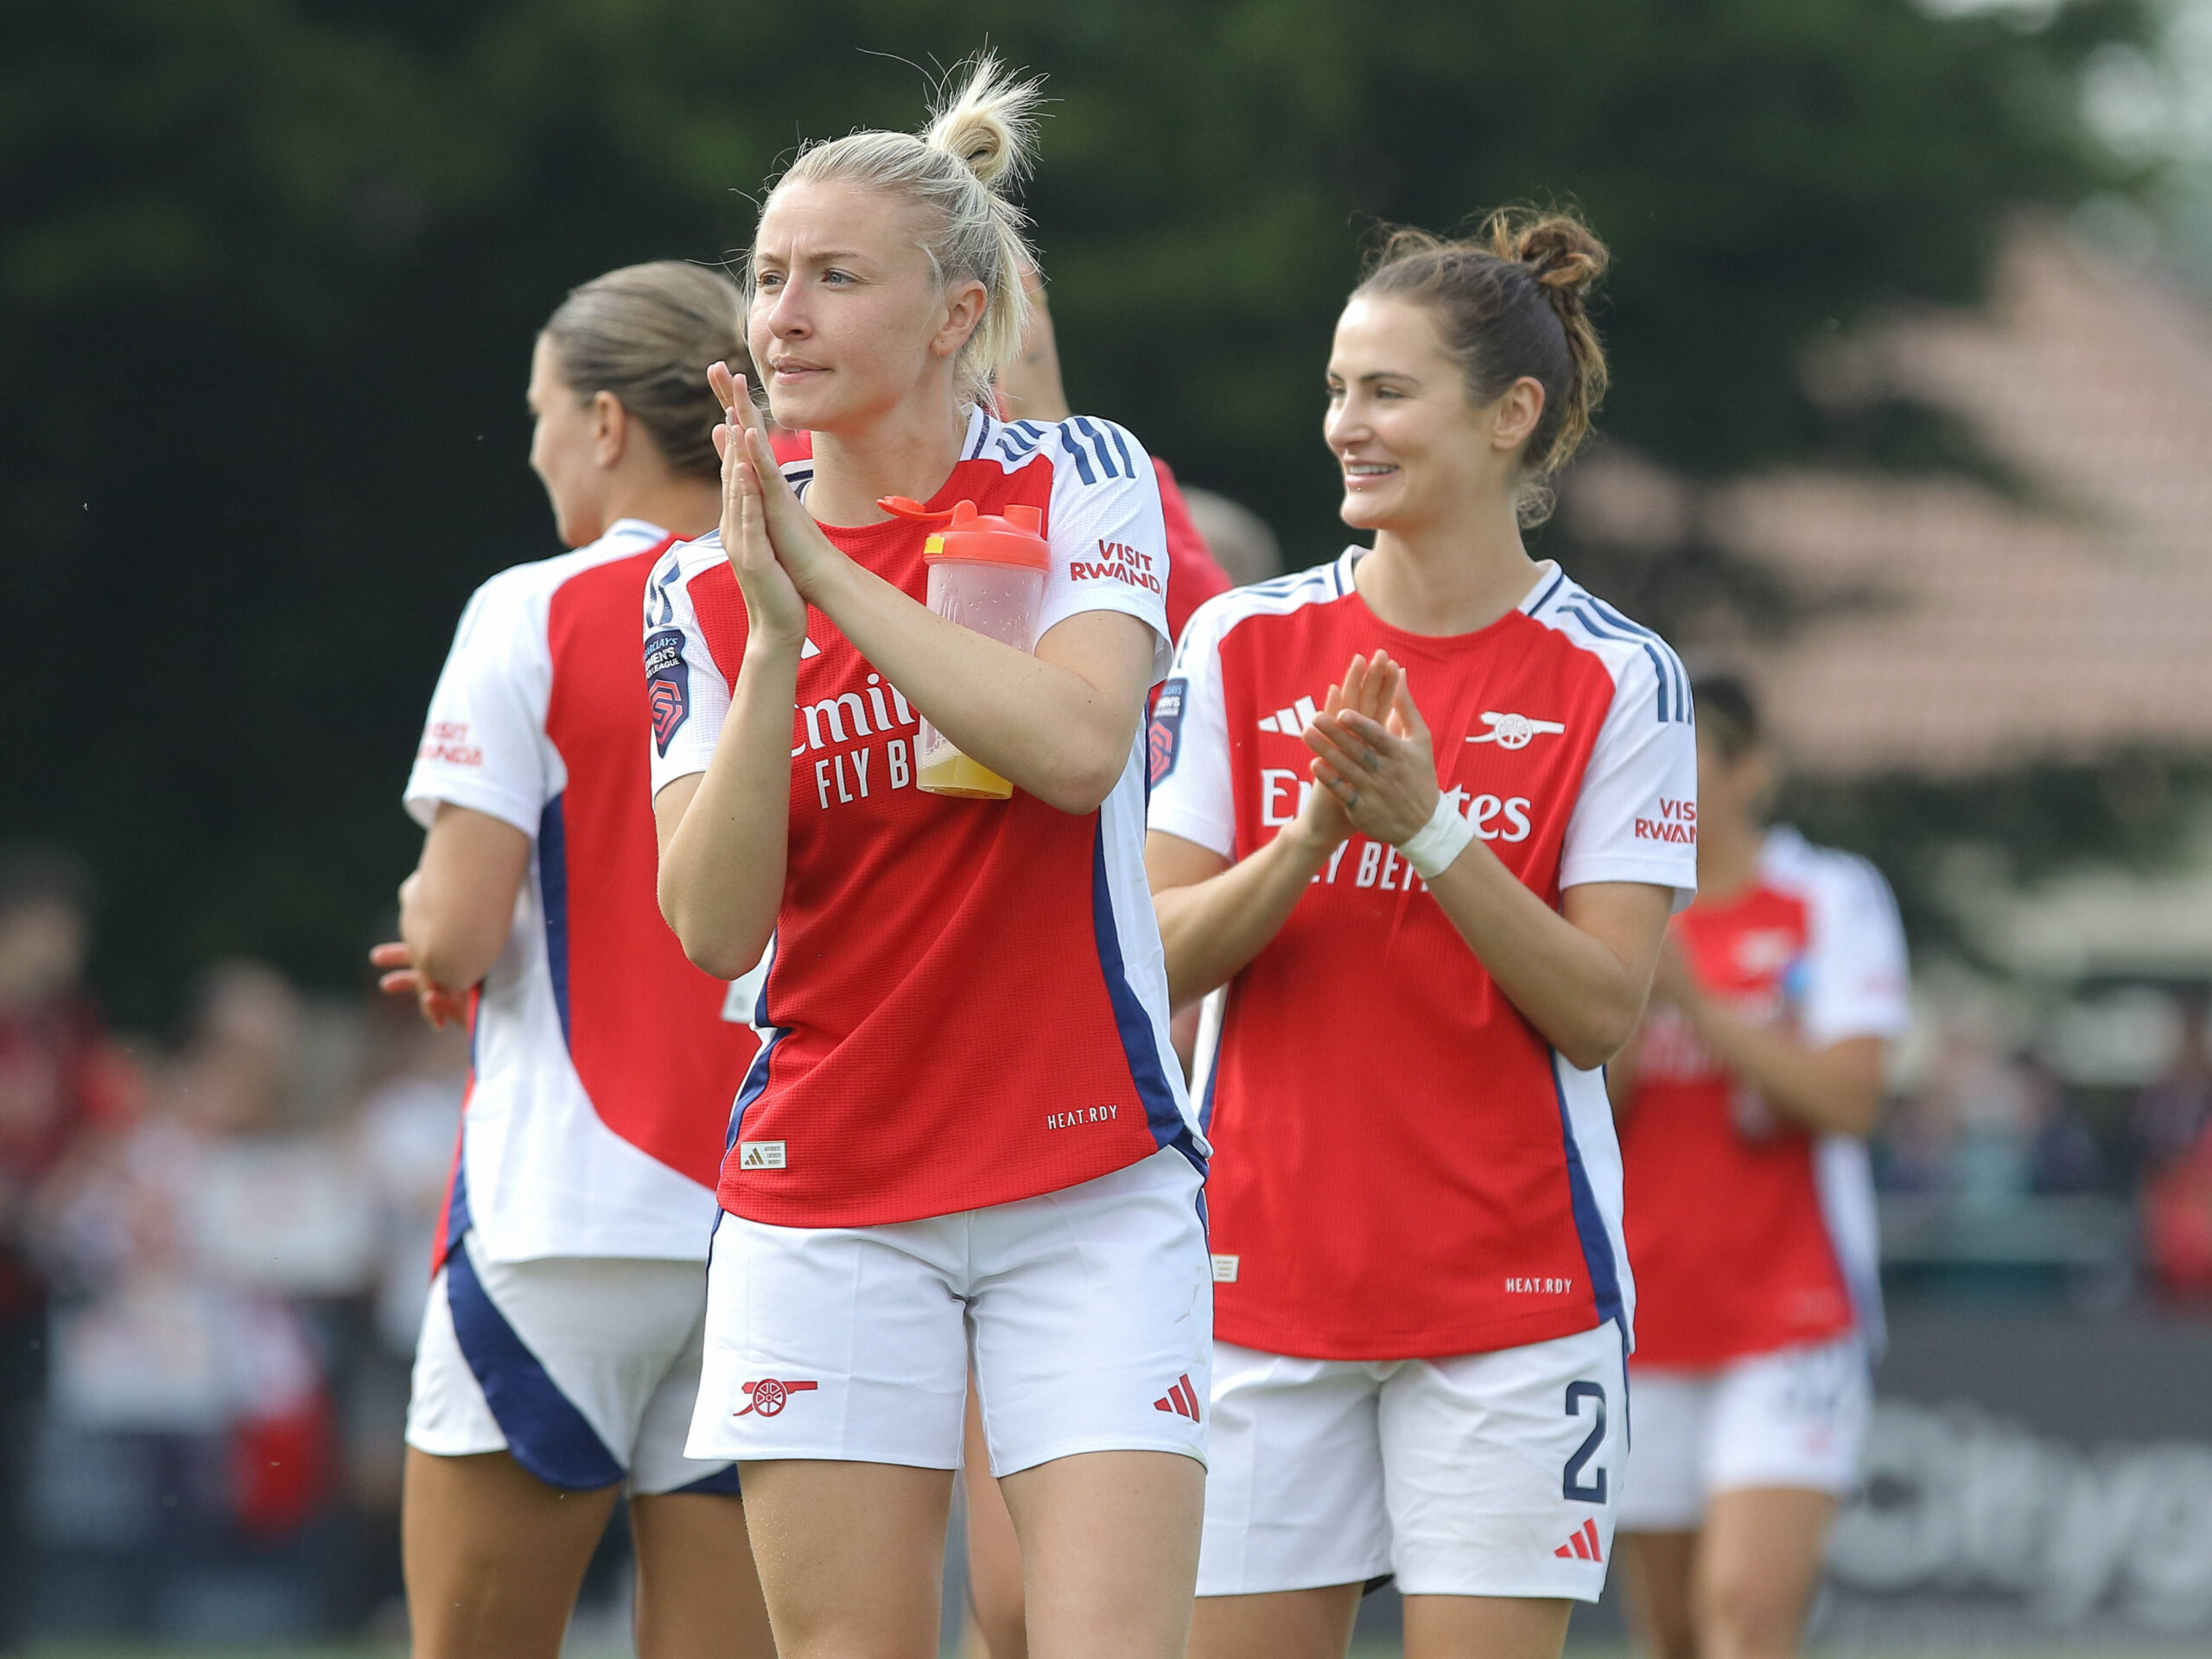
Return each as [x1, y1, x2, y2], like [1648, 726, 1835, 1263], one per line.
[708, 360, 809, 652]
[1287, 653, 1401, 851]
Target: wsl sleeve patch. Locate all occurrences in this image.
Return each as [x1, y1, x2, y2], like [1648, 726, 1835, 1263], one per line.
[1150, 677, 1188, 786]
[644, 627, 691, 756]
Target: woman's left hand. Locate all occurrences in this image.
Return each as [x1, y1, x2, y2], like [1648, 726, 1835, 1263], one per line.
[704, 361, 849, 603]
[1302, 652, 1442, 847]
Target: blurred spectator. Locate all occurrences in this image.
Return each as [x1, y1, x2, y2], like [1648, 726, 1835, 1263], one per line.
[2024, 1056, 2107, 1196]
[338, 985, 464, 1630]
[2130, 991, 2212, 1176]
[1180, 486, 1282, 587]
[36, 961, 369, 1636]
[0, 848, 137, 1645]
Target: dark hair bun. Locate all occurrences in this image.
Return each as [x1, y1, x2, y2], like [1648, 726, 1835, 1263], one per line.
[1490, 210, 1608, 298]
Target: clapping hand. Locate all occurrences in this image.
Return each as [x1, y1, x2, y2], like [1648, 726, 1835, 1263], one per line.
[1302, 652, 1442, 849]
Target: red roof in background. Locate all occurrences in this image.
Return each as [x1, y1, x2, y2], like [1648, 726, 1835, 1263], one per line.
[1577, 221, 2212, 779]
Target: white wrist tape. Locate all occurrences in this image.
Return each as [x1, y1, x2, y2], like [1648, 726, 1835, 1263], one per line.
[1398, 792, 1475, 880]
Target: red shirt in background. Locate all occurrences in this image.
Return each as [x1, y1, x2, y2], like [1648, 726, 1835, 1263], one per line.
[0, 995, 137, 1313]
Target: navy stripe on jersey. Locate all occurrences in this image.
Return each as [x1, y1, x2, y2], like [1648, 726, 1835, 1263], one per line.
[538, 795, 573, 1046]
[443, 1137, 473, 1262]
[1586, 597, 1689, 721]
[1057, 423, 1100, 486]
[1550, 1054, 1625, 1328]
[995, 423, 1049, 465]
[724, 937, 783, 1155]
[965, 417, 991, 461]
[1090, 824, 1205, 1178]
[445, 1239, 625, 1491]
[1527, 569, 1569, 619]
[1071, 416, 1129, 480]
[1565, 604, 1684, 725]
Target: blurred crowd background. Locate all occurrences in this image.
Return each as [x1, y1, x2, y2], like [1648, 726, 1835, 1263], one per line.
[9, 0, 2212, 1649]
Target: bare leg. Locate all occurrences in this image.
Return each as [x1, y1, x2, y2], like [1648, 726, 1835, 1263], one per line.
[403, 1447, 620, 1659]
[1618, 1531, 1700, 1659]
[999, 1449, 1205, 1659]
[963, 1386, 1029, 1658]
[1402, 1592, 1573, 1659]
[628, 1489, 775, 1659]
[1187, 1585, 1363, 1659]
[1694, 1489, 1836, 1659]
[737, 1459, 955, 1659]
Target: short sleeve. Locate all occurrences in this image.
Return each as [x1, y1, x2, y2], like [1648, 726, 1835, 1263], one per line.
[404, 570, 554, 836]
[1038, 417, 1173, 683]
[644, 542, 734, 795]
[1557, 646, 1699, 907]
[1799, 850, 1911, 1048]
[1145, 597, 1236, 859]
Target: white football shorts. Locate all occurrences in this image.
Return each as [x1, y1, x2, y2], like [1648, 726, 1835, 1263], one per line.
[686, 1145, 1211, 1477]
[1197, 1320, 1628, 1601]
[1617, 1333, 1871, 1531]
[406, 1230, 737, 1497]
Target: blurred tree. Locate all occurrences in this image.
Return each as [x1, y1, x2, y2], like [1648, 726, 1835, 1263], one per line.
[0, 0, 2145, 1019]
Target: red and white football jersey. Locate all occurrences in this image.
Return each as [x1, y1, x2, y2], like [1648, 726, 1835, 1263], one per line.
[1147, 555, 1698, 1360]
[771, 427, 1231, 640]
[406, 519, 760, 1264]
[1619, 826, 1909, 1367]
[646, 408, 1202, 1229]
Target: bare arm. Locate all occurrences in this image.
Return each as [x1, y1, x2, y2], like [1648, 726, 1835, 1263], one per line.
[1653, 938, 1887, 1135]
[371, 804, 531, 1027]
[1303, 655, 1672, 1071]
[653, 380, 809, 980]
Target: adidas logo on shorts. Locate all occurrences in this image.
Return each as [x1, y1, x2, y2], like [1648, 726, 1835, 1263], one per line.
[1154, 1374, 1203, 1422]
[1554, 1519, 1604, 1562]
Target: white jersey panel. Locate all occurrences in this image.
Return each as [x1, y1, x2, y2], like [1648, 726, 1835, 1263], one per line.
[643, 533, 736, 795]
[1761, 825, 1910, 1357]
[1526, 589, 1699, 907]
[404, 520, 722, 1264]
[1147, 560, 1347, 861]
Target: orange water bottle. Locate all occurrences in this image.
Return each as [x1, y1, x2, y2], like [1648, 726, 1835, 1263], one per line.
[880, 497, 1052, 799]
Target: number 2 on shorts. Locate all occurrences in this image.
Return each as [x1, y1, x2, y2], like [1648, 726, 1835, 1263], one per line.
[1561, 1379, 1608, 1503]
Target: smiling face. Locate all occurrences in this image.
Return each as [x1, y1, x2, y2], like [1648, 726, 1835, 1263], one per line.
[1324, 296, 1539, 537]
[526, 334, 608, 548]
[747, 178, 985, 435]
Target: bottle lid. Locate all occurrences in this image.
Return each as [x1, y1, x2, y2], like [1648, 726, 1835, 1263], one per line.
[880, 497, 1050, 570]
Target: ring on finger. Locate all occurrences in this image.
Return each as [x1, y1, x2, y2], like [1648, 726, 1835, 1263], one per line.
[1362, 747, 1382, 772]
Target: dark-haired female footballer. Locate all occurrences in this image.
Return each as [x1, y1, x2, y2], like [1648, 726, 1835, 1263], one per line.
[375, 264, 772, 1659]
[647, 58, 1209, 1659]
[1609, 674, 1908, 1659]
[1147, 211, 1698, 1659]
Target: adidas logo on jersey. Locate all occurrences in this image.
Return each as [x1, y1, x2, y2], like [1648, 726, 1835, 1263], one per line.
[738, 1140, 786, 1170]
[1554, 1519, 1604, 1562]
[1256, 696, 1320, 736]
[1154, 1374, 1203, 1421]
[1466, 711, 1566, 749]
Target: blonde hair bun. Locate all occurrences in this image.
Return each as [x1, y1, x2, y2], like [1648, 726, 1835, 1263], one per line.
[925, 54, 1043, 191]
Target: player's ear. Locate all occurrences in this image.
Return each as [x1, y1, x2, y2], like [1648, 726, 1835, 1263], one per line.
[592, 390, 627, 469]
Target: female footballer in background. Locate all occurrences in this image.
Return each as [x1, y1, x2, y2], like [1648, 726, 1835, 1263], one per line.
[376, 264, 771, 1659]
[1147, 210, 1696, 1659]
[1610, 674, 1908, 1659]
[650, 58, 1209, 1659]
